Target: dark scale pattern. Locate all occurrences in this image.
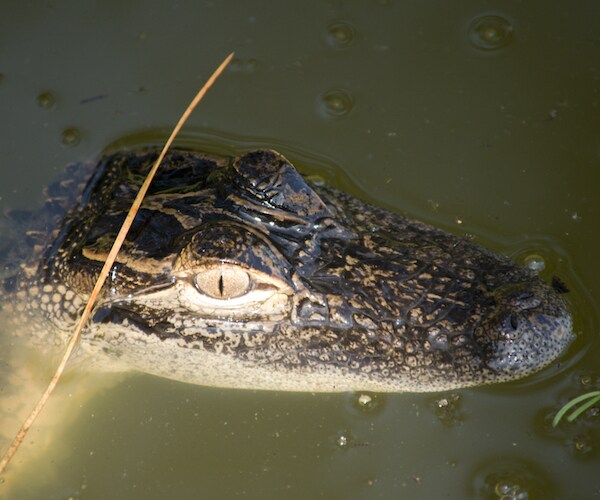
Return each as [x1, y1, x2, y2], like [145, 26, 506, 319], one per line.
[0, 148, 574, 392]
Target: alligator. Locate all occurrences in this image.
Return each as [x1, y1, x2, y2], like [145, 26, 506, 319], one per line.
[0, 148, 574, 392]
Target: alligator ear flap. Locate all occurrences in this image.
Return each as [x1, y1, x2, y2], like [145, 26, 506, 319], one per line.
[231, 150, 356, 277]
[232, 150, 335, 221]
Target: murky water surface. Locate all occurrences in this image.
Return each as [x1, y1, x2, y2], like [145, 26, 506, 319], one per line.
[1, 1, 599, 498]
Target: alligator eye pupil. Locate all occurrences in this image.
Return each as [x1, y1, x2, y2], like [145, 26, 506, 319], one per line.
[195, 266, 250, 299]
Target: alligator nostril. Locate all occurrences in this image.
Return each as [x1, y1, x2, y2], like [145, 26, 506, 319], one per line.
[509, 314, 518, 330]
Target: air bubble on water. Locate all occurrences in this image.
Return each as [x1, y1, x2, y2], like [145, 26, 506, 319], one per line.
[37, 91, 56, 109]
[325, 21, 356, 49]
[433, 393, 463, 425]
[468, 14, 514, 51]
[494, 479, 526, 499]
[337, 434, 348, 447]
[60, 127, 81, 147]
[305, 174, 326, 186]
[573, 434, 593, 455]
[318, 88, 354, 118]
[348, 391, 384, 415]
[473, 460, 550, 499]
[524, 255, 545, 273]
[358, 394, 372, 406]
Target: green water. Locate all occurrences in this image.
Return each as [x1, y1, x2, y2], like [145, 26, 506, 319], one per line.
[1, 1, 599, 498]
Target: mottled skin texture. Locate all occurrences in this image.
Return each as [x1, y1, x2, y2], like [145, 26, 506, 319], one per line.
[1, 148, 574, 392]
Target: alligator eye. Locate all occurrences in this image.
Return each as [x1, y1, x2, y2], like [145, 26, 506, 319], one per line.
[194, 266, 250, 299]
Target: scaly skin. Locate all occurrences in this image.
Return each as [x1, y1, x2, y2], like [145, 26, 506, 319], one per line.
[1, 148, 574, 392]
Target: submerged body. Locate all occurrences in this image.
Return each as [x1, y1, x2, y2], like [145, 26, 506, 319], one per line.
[0, 148, 573, 391]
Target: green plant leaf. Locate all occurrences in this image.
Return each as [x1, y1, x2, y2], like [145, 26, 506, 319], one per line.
[553, 391, 600, 427]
